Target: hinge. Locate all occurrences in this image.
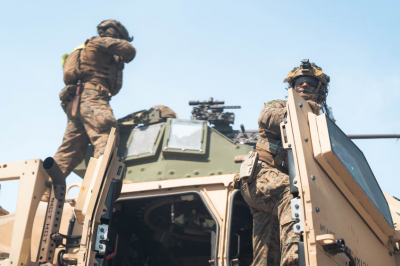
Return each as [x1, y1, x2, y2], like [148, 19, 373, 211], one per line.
[95, 225, 108, 255]
[291, 198, 304, 234]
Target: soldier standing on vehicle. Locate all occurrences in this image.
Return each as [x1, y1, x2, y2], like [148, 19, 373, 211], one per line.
[240, 59, 330, 265]
[54, 20, 136, 178]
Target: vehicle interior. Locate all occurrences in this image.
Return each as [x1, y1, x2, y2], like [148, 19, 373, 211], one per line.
[108, 193, 218, 266]
[106, 191, 254, 266]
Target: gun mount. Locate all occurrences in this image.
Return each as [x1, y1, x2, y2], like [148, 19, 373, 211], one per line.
[190, 97, 241, 135]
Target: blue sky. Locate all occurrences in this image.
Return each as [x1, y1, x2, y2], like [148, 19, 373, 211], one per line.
[0, 0, 399, 213]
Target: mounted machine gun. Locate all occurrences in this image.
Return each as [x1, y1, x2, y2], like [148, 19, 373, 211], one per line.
[190, 97, 241, 135]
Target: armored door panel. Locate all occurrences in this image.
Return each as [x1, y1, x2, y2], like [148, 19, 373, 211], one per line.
[282, 89, 397, 266]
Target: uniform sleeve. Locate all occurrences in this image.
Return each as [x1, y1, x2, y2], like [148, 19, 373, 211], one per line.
[258, 100, 287, 136]
[93, 37, 136, 63]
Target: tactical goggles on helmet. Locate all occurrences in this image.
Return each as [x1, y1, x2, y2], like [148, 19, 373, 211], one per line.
[293, 76, 319, 93]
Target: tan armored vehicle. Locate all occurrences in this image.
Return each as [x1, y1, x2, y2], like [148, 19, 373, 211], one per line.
[1, 90, 399, 266]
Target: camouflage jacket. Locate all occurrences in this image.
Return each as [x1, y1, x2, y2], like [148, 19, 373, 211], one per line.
[87, 36, 136, 63]
[258, 100, 287, 140]
[255, 99, 288, 171]
[81, 36, 136, 95]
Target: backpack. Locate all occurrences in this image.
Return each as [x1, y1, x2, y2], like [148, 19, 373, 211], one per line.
[61, 43, 86, 85]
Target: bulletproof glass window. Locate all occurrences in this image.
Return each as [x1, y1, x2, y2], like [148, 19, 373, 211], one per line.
[126, 123, 163, 157]
[327, 118, 394, 228]
[167, 120, 203, 151]
[227, 191, 253, 265]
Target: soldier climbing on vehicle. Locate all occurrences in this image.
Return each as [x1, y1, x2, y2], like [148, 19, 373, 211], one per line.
[54, 19, 136, 180]
[238, 59, 331, 265]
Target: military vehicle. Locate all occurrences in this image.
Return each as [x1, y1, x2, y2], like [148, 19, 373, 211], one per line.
[1, 92, 399, 266]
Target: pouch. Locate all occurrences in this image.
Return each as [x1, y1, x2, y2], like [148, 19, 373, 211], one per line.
[59, 84, 77, 101]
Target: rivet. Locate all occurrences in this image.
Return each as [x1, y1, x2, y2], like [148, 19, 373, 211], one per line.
[299, 103, 303, 108]
[10, 262, 12, 264]
[304, 137, 308, 142]
[288, 144, 292, 147]
[311, 175, 316, 180]
[99, 245, 103, 249]
[158, 184, 162, 189]
[34, 196, 36, 199]
[294, 180, 297, 184]
[295, 204, 299, 209]
[296, 225, 300, 229]
[315, 207, 320, 212]
[295, 213, 299, 217]
[32, 172, 35, 175]
[100, 235, 104, 239]
[389, 252, 393, 256]
[41, 247, 45, 251]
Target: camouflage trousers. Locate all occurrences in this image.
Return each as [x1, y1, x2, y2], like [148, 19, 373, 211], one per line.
[241, 165, 299, 266]
[54, 87, 119, 178]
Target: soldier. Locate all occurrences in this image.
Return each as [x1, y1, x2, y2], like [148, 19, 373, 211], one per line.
[241, 59, 330, 265]
[54, 20, 136, 178]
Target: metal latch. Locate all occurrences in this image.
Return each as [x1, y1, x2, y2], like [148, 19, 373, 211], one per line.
[290, 198, 304, 234]
[95, 225, 109, 255]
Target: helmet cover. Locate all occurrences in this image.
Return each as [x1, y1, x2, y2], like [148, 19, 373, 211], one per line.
[97, 20, 133, 42]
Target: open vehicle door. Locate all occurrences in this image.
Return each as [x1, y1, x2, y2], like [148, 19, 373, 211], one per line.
[0, 128, 125, 266]
[281, 89, 400, 266]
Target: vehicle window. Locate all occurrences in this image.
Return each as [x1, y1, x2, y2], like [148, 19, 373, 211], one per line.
[327, 118, 394, 228]
[126, 123, 163, 157]
[167, 120, 203, 151]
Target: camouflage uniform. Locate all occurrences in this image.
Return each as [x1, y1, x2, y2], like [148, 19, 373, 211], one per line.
[241, 99, 299, 266]
[54, 35, 136, 177]
[241, 59, 330, 265]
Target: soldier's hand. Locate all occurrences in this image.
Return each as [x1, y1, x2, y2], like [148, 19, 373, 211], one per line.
[307, 100, 322, 114]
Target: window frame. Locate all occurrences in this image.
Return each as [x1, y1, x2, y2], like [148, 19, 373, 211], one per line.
[162, 118, 208, 156]
[310, 113, 394, 235]
[125, 122, 166, 161]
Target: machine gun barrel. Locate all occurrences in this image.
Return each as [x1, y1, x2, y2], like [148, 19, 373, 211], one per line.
[189, 100, 225, 106]
[209, 105, 241, 109]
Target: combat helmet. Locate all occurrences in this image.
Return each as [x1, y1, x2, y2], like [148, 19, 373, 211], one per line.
[97, 19, 133, 42]
[283, 59, 330, 104]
